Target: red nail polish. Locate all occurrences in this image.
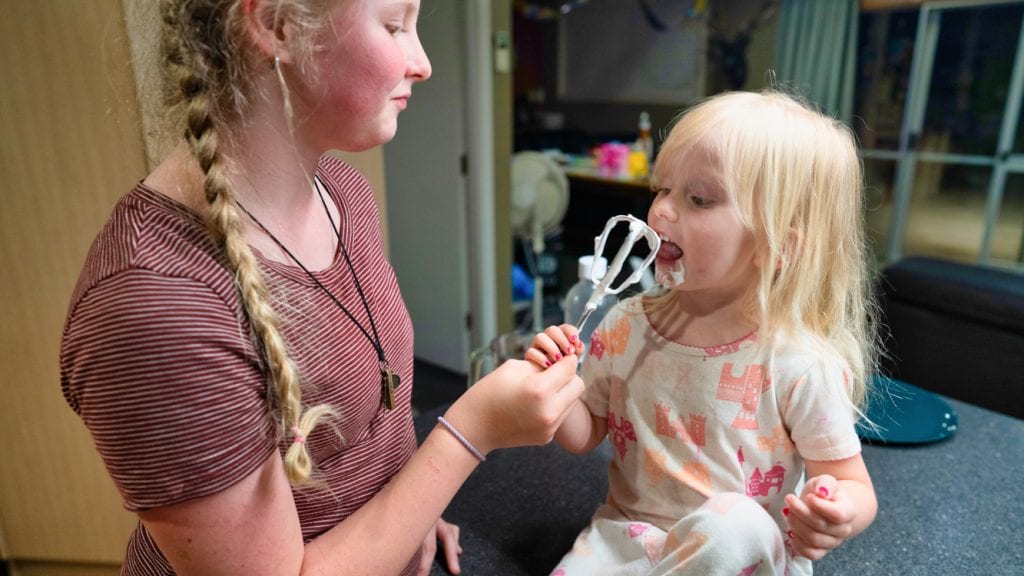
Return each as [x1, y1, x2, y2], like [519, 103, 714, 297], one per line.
[545, 360, 551, 367]
[782, 507, 789, 516]
[818, 486, 830, 498]
[555, 353, 562, 360]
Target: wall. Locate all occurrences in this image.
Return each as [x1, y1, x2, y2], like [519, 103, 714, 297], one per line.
[514, 0, 780, 150]
[0, 2, 386, 573]
[494, 1, 515, 334]
[0, 0, 146, 571]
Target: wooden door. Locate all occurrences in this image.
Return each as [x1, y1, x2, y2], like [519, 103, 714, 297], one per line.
[0, 0, 146, 573]
[0, 2, 388, 574]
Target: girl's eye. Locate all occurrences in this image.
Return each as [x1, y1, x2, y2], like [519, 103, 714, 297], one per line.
[386, 24, 403, 35]
[690, 195, 714, 208]
[650, 187, 670, 198]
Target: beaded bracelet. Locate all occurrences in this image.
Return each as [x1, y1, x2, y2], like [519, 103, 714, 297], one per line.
[436, 416, 486, 462]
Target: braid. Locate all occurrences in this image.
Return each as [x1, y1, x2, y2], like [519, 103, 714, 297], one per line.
[162, 0, 334, 485]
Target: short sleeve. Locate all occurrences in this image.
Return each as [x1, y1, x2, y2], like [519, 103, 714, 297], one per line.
[782, 356, 862, 462]
[61, 269, 278, 511]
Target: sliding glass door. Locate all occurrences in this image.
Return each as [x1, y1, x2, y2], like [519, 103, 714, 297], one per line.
[856, 0, 1024, 269]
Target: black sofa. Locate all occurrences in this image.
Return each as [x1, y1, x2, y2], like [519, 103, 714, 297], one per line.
[418, 256, 1024, 575]
[877, 256, 1024, 420]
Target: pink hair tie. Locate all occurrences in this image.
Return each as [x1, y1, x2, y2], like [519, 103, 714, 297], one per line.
[290, 426, 305, 444]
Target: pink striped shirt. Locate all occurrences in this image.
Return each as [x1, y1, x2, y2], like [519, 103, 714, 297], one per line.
[61, 156, 418, 574]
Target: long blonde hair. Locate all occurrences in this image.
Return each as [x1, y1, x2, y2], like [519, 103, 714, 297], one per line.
[653, 90, 880, 409]
[160, 0, 337, 485]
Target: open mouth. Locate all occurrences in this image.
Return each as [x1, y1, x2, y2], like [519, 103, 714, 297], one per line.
[656, 234, 683, 261]
[655, 233, 686, 287]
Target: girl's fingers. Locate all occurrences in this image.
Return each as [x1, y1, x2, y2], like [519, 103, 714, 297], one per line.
[784, 494, 851, 552]
[785, 493, 834, 535]
[524, 347, 552, 368]
[565, 331, 585, 355]
[788, 533, 831, 561]
[557, 324, 586, 355]
[529, 325, 585, 365]
[802, 474, 838, 501]
[799, 477, 854, 528]
[805, 493, 853, 527]
[787, 516, 841, 559]
[437, 520, 462, 575]
[529, 332, 563, 364]
[417, 527, 437, 576]
[544, 325, 574, 357]
[784, 493, 811, 519]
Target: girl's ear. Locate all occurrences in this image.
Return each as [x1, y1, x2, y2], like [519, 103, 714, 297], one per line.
[242, 0, 295, 63]
[757, 227, 801, 271]
[778, 227, 802, 271]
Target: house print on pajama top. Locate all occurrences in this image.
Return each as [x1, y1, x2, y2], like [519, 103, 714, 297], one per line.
[578, 297, 863, 535]
[716, 362, 772, 430]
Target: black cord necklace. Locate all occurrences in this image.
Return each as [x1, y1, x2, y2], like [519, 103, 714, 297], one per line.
[237, 176, 400, 411]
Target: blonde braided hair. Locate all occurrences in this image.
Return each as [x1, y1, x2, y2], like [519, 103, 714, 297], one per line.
[160, 0, 335, 485]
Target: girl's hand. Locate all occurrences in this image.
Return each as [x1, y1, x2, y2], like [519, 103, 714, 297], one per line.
[783, 474, 857, 560]
[447, 356, 584, 454]
[418, 517, 462, 575]
[526, 324, 585, 369]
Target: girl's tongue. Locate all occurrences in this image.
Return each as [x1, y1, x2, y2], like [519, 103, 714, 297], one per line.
[657, 240, 683, 261]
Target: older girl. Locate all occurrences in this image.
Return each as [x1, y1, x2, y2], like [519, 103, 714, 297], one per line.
[61, 1, 583, 574]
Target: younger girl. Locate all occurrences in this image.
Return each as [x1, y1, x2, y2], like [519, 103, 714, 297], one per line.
[529, 90, 879, 575]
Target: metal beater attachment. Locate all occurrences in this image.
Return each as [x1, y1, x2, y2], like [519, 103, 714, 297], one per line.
[577, 214, 661, 330]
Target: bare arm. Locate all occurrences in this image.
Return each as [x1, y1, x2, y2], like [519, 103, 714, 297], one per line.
[526, 324, 607, 454]
[783, 453, 877, 560]
[140, 357, 584, 576]
[554, 401, 607, 454]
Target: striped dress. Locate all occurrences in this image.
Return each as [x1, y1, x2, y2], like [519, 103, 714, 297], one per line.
[60, 156, 419, 574]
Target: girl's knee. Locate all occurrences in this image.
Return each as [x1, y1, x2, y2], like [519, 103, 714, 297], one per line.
[654, 494, 786, 574]
[666, 492, 781, 552]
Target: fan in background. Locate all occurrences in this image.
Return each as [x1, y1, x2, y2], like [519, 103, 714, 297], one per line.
[511, 151, 570, 332]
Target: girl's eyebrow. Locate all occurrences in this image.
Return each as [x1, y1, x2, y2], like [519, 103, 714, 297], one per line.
[385, 0, 419, 18]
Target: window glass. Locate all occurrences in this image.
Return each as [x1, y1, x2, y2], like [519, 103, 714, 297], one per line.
[902, 163, 991, 262]
[920, 5, 1024, 156]
[863, 157, 898, 263]
[854, 10, 918, 151]
[992, 172, 1024, 264]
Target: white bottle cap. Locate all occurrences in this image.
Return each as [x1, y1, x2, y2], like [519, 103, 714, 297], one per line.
[578, 255, 608, 281]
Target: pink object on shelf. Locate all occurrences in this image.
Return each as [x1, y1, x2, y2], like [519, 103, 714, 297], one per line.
[596, 142, 631, 178]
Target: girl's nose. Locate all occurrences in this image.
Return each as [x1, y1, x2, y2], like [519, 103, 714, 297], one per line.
[408, 35, 432, 81]
[649, 193, 678, 223]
